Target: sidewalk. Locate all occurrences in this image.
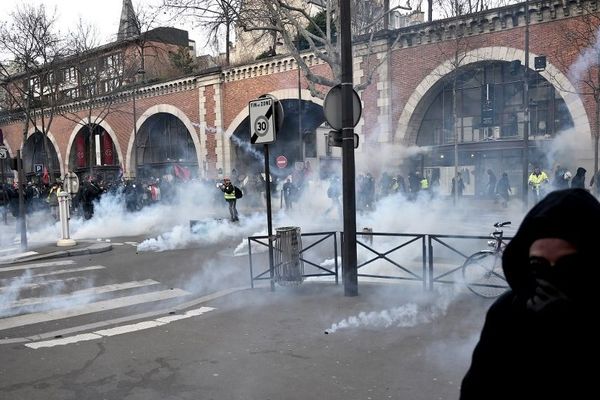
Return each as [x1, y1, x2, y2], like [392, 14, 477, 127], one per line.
[0, 239, 113, 265]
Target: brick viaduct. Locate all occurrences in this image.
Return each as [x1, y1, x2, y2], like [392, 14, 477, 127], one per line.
[0, 0, 597, 179]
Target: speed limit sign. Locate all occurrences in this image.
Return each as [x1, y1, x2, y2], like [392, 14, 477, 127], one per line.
[249, 97, 275, 144]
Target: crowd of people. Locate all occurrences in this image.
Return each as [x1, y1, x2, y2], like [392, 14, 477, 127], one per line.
[4, 161, 600, 223]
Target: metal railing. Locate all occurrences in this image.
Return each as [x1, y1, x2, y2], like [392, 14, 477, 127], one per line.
[345, 231, 427, 288]
[247, 230, 511, 292]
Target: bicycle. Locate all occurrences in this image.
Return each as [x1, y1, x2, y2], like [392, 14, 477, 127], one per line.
[461, 221, 511, 298]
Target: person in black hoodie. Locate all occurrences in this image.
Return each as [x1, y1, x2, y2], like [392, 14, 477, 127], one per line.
[460, 188, 598, 400]
[570, 166, 586, 189]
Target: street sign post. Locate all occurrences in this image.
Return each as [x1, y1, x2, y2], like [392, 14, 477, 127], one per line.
[249, 97, 276, 145]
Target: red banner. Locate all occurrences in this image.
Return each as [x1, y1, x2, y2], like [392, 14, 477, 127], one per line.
[101, 132, 114, 165]
[76, 134, 86, 168]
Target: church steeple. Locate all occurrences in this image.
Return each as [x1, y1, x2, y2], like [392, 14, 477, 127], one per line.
[117, 0, 140, 41]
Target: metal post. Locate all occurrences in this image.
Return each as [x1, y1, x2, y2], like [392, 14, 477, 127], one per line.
[16, 150, 27, 250]
[522, 0, 530, 209]
[298, 57, 303, 161]
[132, 87, 137, 179]
[264, 144, 275, 291]
[57, 192, 76, 247]
[340, 0, 358, 296]
[1, 160, 7, 224]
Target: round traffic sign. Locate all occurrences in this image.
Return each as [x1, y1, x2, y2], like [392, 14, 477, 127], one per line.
[254, 116, 270, 137]
[276, 155, 288, 169]
[323, 84, 362, 130]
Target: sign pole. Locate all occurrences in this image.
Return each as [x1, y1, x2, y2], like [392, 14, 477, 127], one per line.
[264, 144, 275, 292]
[1, 160, 7, 224]
[16, 150, 27, 250]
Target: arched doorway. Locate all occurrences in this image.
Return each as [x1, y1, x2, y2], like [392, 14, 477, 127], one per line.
[69, 124, 120, 181]
[135, 112, 198, 180]
[230, 99, 325, 178]
[410, 60, 574, 197]
[22, 131, 60, 183]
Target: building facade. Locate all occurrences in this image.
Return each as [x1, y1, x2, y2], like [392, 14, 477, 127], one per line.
[0, 0, 598, 197]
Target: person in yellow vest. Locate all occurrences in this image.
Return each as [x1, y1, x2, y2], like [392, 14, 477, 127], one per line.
[528, 166, 549, 203]
[219, 177, 239, 222]
[46, 180, 63, 220]
[420, 174, 430, 199]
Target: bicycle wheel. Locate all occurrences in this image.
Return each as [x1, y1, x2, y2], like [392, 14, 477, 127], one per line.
[462, 250, 508, 298]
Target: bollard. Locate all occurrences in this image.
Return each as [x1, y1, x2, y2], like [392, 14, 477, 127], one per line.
[57, 192, 76, 247]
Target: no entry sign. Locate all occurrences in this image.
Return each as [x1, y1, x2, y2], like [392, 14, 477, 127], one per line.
[276, 155, 287, 168]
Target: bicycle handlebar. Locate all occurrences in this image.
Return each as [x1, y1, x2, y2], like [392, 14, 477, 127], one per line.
[494, 221, 511, 228]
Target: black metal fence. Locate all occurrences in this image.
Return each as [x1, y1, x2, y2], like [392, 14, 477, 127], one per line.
[247, 230, 512, 291]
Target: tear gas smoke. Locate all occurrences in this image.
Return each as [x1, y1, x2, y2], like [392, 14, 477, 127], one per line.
[568, 27, 600, 84]
[325, 288, 454, 333]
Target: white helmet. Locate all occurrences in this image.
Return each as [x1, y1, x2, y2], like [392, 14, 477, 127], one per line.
[563, 171, 572, 180]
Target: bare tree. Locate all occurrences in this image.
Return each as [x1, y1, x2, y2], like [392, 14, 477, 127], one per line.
[433, 0, 518, 19]
[550, 8, 600, 178]
[56, 19, 135, 176]
[234, 0, 412, 99]
[161, 0, 242, 65]
[0, 3, 66, 180]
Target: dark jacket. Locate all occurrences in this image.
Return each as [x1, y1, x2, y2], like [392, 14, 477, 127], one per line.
[570, 167, 586, 189]
[460, 189, 599, 400]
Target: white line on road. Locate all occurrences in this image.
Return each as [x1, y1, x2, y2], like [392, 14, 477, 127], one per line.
[25, 306, 215, 349]
[0, 260, 75, 273]
[0, 277, 86, 293]
[0, 288, 190, 331]
[26, 266, 105, 278]
[1, 279, 160, 310]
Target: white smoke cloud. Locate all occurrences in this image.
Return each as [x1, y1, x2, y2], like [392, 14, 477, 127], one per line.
[568, 27, 600, 84]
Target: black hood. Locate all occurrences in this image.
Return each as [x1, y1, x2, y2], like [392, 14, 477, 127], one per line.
[502, 188, 600, 295]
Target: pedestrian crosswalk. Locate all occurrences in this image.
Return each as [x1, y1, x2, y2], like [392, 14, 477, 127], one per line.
[0, 258, 206, 346]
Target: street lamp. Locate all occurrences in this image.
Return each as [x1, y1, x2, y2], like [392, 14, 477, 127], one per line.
[132, 67, 145, 179]
[522, 0, 531, 209]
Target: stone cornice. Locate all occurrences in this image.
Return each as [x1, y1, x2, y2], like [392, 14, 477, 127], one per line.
[222, 53, 326, 83]
[387, 0, 598, 48]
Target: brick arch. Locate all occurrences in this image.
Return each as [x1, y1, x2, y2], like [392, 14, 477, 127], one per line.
[126, 104, 202, 175]
[65, 118, 124, 173]
[224, 89, 323, 140]
[394, 46, 590, 144]
[23, 127, 64, 176]
[221, 89, 323, 174]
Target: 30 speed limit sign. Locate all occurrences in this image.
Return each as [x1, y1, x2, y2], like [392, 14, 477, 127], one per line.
[249, 97, 276, 144]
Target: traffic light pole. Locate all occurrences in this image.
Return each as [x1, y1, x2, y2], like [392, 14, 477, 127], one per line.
[340, 0, 358, 297]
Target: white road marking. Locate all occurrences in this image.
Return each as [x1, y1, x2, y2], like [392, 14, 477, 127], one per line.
[25, 333, 102, 349]
[25, 306, 215, 348]
[0, 288, 190, 331]
[25, 266, 105, 278]
[0, 260, 76, 273]
[0, 277, 86, 293]
[1, 280, 160, 310]
[124, 242, 138, 246]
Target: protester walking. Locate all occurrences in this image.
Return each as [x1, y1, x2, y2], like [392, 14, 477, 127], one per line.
[527, 166, 549, 203]
[460, 188, 599, 400]
[219, 177, 239, 222]
[495, 172, 511, 208]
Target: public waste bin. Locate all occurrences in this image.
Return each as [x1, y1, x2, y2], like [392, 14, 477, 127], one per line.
[274, 226, 304, 286]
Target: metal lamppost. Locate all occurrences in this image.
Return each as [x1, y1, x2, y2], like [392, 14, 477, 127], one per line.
[132, 68, 145, 179]
[522, 0, 531, 209]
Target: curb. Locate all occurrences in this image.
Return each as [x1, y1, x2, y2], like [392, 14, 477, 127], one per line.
[7, 243, 113, 263]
